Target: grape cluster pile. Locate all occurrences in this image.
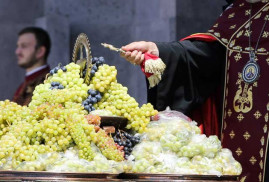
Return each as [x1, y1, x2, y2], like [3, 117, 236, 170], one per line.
[113, 130, 140, 159]
[0, 62, 127, 170]
[82, 89, 102, 113]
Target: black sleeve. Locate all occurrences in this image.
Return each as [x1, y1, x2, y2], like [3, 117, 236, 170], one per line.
[147, 40, 226, 115]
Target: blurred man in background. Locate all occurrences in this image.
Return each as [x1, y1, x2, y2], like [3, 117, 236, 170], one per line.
[13, 27, 51, 106]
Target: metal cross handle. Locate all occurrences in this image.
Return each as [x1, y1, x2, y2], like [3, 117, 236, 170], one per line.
[101, 43, 126, 54]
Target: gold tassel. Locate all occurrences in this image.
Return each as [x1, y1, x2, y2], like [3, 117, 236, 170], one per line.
[145, 58, 166, 88]
[148, 73, 162, 88]
[145, 58, 166, 74]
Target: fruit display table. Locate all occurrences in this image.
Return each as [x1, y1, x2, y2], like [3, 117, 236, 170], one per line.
[0, 171, 239, 182]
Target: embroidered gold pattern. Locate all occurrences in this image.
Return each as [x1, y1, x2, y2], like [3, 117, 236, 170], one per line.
[267, 101, 269, 110]
[263, 124, 267, 133]
[228, 13, 235, 18]
[224, 121, 227, 130]
[265, 113, 268, 122]
[254, 110, 262, 119]
[229, 40, 235, 48]
[236, 74, 242, 85]
[245, 9, 251, 16]
[208, 29, 214, 33]
[233, 46, 242, 51]
[221, 38, 228, 44]
[249, 156, 257, 165]
[245, 21, 251, 29]
[229, 24, 236, 29]
[236, 30, 244, 38]
[262, 6, 269, 12]
[243, 131, 251, 140]
[227, 109, 232, 117]
[245, 46, 254, 51]
[253, 81, 258, 87]
[229, 130, 235, 139]
[259, 160, 263, 170]
[234, 53, 242, 62]
[244, 30, 252, 37]
[259, 172, 262, 182]
[257, 47, 266, 52]
[233, 83, 253, 113]
[255, 12, 262, 19]
[236, 148, 242, 156]
[239, 3, 244, 7]
[237, 113, 244, 122]
[214, 32, 220, 37]
[213, 23, 218, 28]
[264, 14, 269, 20]
[260, 148, 264, 158]
[262, 31, 269, 38]
[261, 136, 264, 146]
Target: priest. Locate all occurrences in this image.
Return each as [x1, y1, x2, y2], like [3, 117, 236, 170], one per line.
[121, 0, 269, 181]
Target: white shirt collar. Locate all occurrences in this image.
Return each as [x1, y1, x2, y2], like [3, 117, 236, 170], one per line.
[26, 65, 49, 77]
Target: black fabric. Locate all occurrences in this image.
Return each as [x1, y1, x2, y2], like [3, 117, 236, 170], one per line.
[147, 40, 226, 117]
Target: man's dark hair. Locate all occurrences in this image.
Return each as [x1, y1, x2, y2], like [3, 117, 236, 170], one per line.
[19, 27, 51, 60]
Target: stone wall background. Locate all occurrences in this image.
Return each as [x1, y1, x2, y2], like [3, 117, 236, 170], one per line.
[0, 0, 225, 105]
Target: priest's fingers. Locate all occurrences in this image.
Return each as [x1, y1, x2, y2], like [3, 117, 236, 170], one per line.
[122, 41, 148, 52]
[120, 51, 137, 65]
[133, 51, 143, 65]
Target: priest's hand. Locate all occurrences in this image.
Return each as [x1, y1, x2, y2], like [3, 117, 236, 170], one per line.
[120, 41, 159, 65]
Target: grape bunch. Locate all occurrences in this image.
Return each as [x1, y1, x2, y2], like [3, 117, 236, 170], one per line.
[89, 57, 105, 77]
[82, 89, 102, 113]
[95, 82, 158, 133]
[93, 130, 124, 161]
[90, 64, 117, 93]
[30, 63, 90, 108]
[113, 130, 140, 159]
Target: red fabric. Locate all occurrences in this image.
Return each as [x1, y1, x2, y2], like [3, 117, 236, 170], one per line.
[13, 66, 50, 106]
[181, 33, 219, 137]
[140, 52, 158, 78]
[180, 33, 217, 42]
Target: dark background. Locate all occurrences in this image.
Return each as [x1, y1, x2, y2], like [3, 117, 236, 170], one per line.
[0, 0, 226, 105]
